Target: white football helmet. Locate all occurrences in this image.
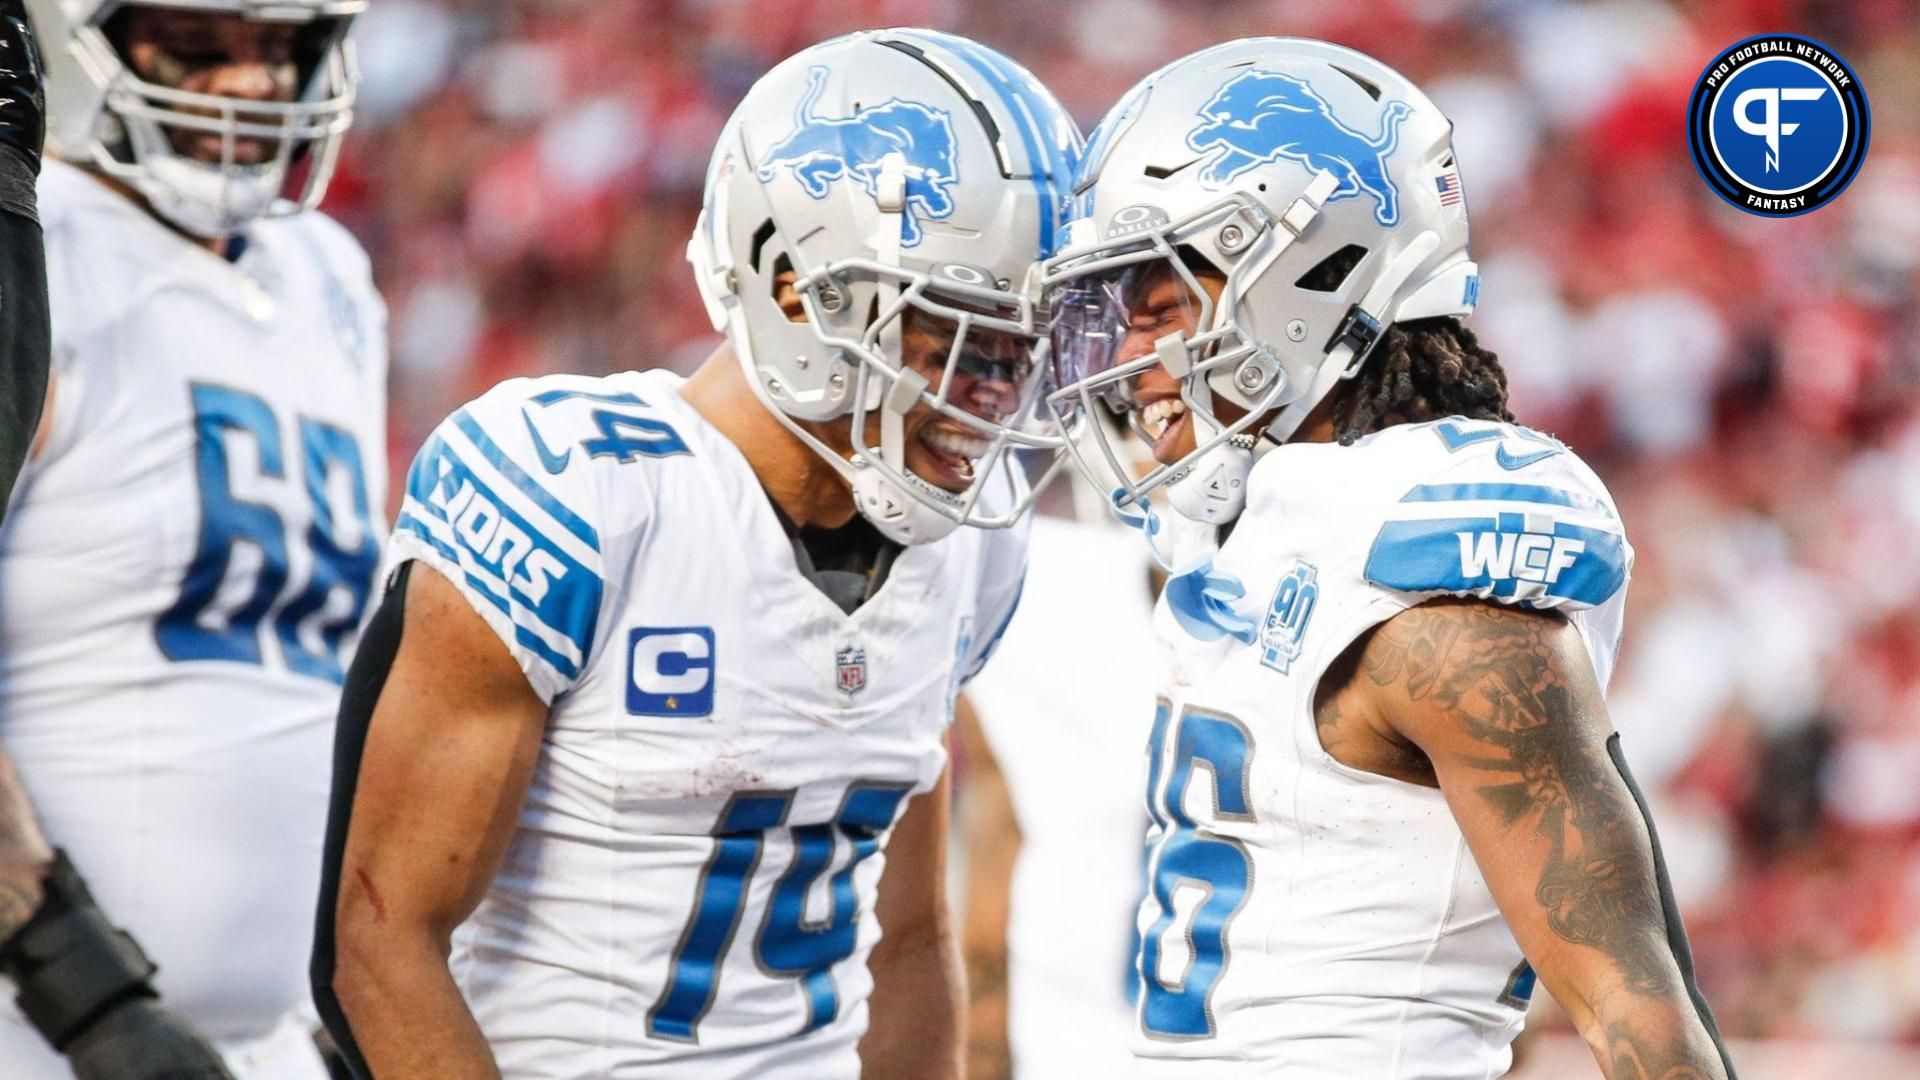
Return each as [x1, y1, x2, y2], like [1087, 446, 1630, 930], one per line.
[27, 0, 361, 237]
[688, 28, 1083, 545]
[1045, 38, 1480, 524]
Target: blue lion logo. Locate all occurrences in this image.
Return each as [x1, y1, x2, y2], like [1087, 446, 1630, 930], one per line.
[1186, 70, 1412, 227]
[756, 67, 960, 248]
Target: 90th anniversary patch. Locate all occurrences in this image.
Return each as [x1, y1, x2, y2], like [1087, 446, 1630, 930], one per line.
[1687, 34, 1869, 218]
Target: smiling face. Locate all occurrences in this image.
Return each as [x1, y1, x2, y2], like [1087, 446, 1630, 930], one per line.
[775, 272, 1033, 496]
[876, 305, 1029, 493]
[1108, 259, 1242, 466]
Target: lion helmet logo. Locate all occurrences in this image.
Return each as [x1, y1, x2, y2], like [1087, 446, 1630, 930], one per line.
[756, 66, 960, 248]
[1186, 70, 1412, 227]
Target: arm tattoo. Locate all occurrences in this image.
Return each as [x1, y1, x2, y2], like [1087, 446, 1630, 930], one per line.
[1360, 612, 1460, 700]
[0, 751, 51, 939]
[963, 945, 1012, 1080]
[1363, 602, 1727, 1078]
[1603, 1019, 1718, 1080]
[1379, 603, 1674, 996]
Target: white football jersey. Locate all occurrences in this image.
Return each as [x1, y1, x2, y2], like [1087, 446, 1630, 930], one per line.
[964, 514, 1158, 1080]
[386, 368, 1026, 1079]
[1130, 418, 1631, 1079]
[0, 162, 387, 1075]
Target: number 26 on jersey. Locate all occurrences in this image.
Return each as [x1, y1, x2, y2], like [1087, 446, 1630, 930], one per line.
[1140, 699, 1256, 1040]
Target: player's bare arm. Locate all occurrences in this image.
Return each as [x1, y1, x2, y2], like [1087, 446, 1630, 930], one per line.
[860, 765, 964, 1080]
[1319, 599, 1731, 1080]
[0, 753, 51, 938]
[0, 32, 232, 1024]
[323, 564, 548, 1079]
[953, 696, 1018, 1080]
[0, 719, 234, 1080]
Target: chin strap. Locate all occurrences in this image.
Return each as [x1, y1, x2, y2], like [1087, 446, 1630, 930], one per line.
[1109, 487, 1257, 644]
[850, 151, 930, 535]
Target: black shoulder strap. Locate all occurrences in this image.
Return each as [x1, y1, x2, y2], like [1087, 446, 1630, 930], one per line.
[310, 563, 413, 1080]
[1607, 733, 1738, 1078]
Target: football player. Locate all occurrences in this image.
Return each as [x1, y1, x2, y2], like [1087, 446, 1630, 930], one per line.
[0, 1, 383, 1077]
[314, 29, 1080, 1080]
[1044, 39, 1735, 1079]
[1, 0, 48, 516]
[958, 484, 1159, 1080]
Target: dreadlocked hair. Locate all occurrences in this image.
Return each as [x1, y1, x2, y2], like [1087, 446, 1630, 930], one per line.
[1328, 316, 1513, 445]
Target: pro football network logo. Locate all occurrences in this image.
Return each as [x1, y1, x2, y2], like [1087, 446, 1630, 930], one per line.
[1687, 34, 1869, 217]
[1187, 70, 1410, 226]
[757, 66, 959, 247]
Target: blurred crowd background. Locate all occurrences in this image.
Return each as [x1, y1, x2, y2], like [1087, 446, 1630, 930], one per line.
[323, 0, 1920, 1061]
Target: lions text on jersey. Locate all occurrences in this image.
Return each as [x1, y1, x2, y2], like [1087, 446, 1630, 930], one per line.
[383, 368, 1025, 1079]
[1130, 419, 1630, 1079]
[0, 160, 387, 1078]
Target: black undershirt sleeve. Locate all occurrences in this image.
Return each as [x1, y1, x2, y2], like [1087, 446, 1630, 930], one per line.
[0, 146, 45, 523]
[1606, 733, 1739, 1078]
[0, 1, 46, 524]
[310, 562, 413, 1080]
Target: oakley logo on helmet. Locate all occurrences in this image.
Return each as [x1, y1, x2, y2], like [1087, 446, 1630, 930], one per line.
[1186, 70, 1411, 226]
[1106, 203, 1170, 240]
[757, 66, 960, 247]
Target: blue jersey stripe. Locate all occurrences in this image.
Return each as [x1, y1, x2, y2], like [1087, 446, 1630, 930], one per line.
[926, 34, 1075, 256]
[462, 569, 511, 616]
[403, 433, 604, 665]
[398, 514, 515, 616]
[527, 388, 649, 409]
[451, 410, 601, 551]
[1365, 513, 1628, 607]
[514, 624, 581, 681]
[396, 513, 583, 681]
[1400, 483, 1612, 517]
[395, 512, 460, 563]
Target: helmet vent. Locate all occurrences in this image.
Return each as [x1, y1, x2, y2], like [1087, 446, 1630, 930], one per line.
[878, 39, 1013, 178]
[1144, 158, 1199, 180]
[749, 219, 778, 273]
[1295, 244, 1369, 292]
[1331, 65, 1382, 101]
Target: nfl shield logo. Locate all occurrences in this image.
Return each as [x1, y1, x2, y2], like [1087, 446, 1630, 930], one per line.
[836, 645, 868, 695]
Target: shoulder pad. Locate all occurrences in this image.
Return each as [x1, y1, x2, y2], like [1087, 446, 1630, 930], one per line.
[508, 377, 695, 472]
[272, 207, 375, 282]
[391, 377, 638, 700]
[1361, 421, 1630, 610]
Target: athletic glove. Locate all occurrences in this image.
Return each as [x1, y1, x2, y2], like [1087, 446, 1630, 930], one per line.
[0, 0, 42, 524]
[0, 852, 236, 1080]
[64, 998, 236, 1080]
[0, 0, 44, 178]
